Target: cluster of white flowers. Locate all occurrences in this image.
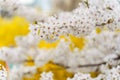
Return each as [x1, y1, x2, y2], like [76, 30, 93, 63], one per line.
[0, 34, 40, 64]
[15, 65, 119, 80]
[30, 0, 120, 41]
[0, 30, 120, 73]
[40, 72, 53, 80]
[34, 30, 120, 72]
[8, 65, 53, 80]
[1, 33, 119, 79]
[68, 65, 120, 80]
[6, 62, 120, 80]
[8, 65, 37, 80]
[0, 0, 120, 80]
[0, 0, 46, 22]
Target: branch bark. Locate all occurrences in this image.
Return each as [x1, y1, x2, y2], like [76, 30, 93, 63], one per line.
[54, 55, 120, 69]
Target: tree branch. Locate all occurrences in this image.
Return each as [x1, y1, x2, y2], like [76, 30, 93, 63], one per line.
[54, 55, 120, 69]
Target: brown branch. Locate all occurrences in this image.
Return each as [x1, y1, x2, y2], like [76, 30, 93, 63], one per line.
[22, 55, 120, 69]
[54, 55, 120, 69]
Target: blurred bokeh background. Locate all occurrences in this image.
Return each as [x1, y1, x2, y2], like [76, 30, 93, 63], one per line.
[19, 0, 81, 12]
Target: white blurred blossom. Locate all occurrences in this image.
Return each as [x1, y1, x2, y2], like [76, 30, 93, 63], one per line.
[0, 0, 46, 22]
[68, 66, 120, 80]
[40, 72, 53, 80]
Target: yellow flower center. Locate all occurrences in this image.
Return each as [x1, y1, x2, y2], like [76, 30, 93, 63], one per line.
[95, 27, 102, 34]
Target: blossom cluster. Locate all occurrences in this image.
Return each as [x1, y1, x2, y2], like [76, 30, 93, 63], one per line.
[39, 65, 120, 80]
[1, 30, 120, 73]
[0, 0, 120, 80]
[30, 0, 120, 41]
[68, 65, 120, 80]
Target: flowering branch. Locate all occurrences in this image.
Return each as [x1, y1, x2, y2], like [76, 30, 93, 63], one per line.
[55, 55, 120, 69]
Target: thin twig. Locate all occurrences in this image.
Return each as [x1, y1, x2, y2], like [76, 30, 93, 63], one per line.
[54, 55, 120, 69]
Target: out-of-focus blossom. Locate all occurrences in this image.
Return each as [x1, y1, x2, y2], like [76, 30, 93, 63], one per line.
[0, 0, 46, 22]
[68, 65, 120, 80]
[40, 72, 53, 80]
[7, 62, 73, 80]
